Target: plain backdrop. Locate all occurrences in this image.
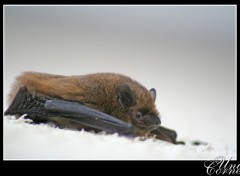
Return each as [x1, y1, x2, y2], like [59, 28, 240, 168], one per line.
[3, 5, 236, 151]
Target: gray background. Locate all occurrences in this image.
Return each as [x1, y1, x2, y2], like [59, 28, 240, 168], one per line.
[4, 5, 236, 147]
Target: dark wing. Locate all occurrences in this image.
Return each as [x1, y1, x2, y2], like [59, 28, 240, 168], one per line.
[4, 86, 135, 135]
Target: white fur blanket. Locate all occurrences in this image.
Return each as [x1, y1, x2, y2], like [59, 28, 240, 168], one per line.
[3, 116, 236, 160]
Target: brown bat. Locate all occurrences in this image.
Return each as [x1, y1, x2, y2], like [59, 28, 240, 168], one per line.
[4, 72, 184, 144]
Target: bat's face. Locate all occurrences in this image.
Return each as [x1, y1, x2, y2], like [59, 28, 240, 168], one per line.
[117, 84, 161, 130]
[129, 108, 160, 130]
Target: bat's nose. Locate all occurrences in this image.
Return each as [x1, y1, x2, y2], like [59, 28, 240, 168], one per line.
[155, 117, 161, 125]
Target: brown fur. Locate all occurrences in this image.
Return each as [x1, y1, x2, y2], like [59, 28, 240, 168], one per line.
[8, 72, 159, 131]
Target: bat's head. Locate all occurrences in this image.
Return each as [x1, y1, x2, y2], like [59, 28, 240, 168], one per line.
[117, 83, 161, 130]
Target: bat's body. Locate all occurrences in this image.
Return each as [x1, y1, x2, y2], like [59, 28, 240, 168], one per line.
[5, 72, 184, 144]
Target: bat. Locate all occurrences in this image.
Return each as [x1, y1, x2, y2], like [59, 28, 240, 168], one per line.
[4, 72, 184, 144]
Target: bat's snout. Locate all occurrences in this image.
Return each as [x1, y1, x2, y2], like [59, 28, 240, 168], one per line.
[137, 114, 161, 129]
[155, 117, 161, 125]
[142, 114, 161, 129]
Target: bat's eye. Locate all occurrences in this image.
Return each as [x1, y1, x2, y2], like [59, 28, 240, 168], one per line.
[136, 112, 142, 119]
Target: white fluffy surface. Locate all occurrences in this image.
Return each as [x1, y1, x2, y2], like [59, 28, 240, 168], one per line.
[3, 116, 236, 160]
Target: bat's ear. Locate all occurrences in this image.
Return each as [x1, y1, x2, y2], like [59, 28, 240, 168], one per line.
[117, 83, 136, 109]
[150, 88, 156, 102]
